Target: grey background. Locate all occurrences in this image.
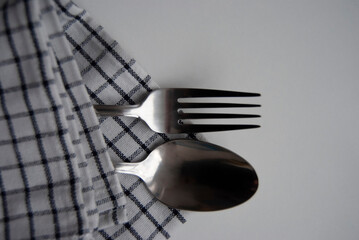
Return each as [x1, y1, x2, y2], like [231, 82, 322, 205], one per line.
[74, 1, 359, 239]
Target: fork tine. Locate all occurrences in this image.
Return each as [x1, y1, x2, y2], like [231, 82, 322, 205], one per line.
[180, 124, 261, 133]
[171, 88, 261, 98]
[178, 102, 261, 108]
[179, 113, 260, 119]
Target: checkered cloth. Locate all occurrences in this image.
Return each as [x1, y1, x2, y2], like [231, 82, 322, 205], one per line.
[0, 0, 191, 239]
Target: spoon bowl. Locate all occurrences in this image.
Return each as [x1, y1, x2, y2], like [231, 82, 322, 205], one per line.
[116, 140, 258, 211]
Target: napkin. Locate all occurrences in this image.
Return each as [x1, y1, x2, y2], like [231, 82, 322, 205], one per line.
[0, 0, 190, 239]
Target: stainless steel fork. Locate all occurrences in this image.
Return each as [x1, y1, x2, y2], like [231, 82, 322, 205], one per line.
[93, 88, 261, 133]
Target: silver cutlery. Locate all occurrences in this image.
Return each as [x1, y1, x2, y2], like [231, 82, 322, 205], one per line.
[94, 88, 260, 133]
[116, 139, 258, 211]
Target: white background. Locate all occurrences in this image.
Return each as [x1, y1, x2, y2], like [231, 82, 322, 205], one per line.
[74, 1, 359, 239]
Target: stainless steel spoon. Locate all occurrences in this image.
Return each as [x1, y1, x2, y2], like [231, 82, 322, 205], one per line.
[116, 140, 258, 211]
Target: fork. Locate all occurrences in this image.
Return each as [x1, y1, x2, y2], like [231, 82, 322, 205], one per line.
[93, 88, 260, 134]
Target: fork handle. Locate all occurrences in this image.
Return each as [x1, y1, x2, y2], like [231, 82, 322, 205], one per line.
[93, 104, 140, 118]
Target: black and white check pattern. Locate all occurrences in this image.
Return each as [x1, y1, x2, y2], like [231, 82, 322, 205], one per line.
[0, 0, 191, 239]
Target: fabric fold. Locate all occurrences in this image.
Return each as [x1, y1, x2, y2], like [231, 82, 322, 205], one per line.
[0, 0, 127, 238]
[1, 0, 189, 239]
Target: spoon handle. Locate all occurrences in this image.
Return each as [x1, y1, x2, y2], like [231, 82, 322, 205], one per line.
[116, 162, 140, 176]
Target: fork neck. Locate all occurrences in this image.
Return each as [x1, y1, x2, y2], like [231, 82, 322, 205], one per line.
[94, 104, 141, 117]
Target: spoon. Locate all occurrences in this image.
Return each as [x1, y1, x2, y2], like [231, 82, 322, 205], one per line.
[116, 140, 258, 211]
